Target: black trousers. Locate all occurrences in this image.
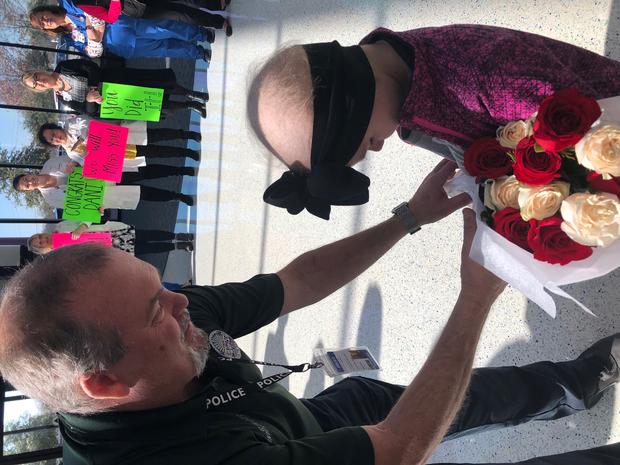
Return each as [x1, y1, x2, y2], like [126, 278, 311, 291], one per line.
[119, 166, 191, 202]
[301, 358, 619, 464]
[145, 128, 198, 143]
[135, 144, 196, 159]
[141, 0, 226, 28]
[120, 164, 193, 183]
[134, 229, 176, 254]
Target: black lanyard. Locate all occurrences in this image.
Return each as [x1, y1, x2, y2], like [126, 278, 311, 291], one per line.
[204, 356, 323, 410]
[204, 329, 323, 410]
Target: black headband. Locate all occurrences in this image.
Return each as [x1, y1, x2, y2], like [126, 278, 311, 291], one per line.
[263, 41, 375, 220]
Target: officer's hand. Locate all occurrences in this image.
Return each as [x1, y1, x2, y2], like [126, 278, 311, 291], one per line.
[409, 159, 470, 226]
[459, 208, 506, 304]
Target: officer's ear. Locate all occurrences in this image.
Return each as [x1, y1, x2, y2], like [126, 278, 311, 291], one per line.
[79, 372, 130, 400]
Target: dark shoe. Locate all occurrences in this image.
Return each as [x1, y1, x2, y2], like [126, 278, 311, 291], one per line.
[189, 90, 209, 102]
[179, 194, 195, 206]
[186, 149, 200, 161]
[189, 101, 207, 118]
[175, 232, 195, 241]
[175, 241, 194, 252]
[186, 131, 202, 142]
[577, 333, 620, 407]
[224, 20, 233, 37]
[203, 28, 215, 43]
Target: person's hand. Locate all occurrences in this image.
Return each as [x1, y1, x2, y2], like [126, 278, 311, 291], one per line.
[99, 207, 105, 215]
[63, 162, 77, 174]
[86, 89, 103, 104]
[71, 227, 83, 240]
[460, 208, 506, 304]
[409, 159, 471, 226]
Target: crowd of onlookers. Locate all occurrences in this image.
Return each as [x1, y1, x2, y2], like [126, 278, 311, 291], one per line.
[15, 0, 230, 257]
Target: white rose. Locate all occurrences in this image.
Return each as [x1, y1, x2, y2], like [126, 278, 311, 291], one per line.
[488, 175, 521, 210]
[496, 120, 530, 149]
[518, 181, 570, 221]
[575, 123, 620, 179]
[560, 192, 620, 247]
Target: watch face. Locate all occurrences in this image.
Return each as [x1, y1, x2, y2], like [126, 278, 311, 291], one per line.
[392, 202, 420, 233]
[392, 202, 408, 214]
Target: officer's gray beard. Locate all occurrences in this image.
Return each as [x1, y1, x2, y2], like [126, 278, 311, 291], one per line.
[179, 310, 210, 376]
[188, 326, 210, 377]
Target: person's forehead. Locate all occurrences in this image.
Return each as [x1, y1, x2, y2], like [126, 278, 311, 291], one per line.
[73, 251, 161, 320]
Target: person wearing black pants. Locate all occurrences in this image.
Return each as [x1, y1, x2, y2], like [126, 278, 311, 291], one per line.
[120, 164, 196, 206]
[37, 122, 203, 162]
[301, 334, 620, 465]
[120, 164, 195, 183]
[27, 224, 195, 255]
[134, 144, 200, 162]
[134, 229, 194, 254]
[145, 127, 202, 143]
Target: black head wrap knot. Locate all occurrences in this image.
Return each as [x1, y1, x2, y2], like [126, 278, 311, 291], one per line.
[262, 40, 376, 220]
[263, 166, 370, 220]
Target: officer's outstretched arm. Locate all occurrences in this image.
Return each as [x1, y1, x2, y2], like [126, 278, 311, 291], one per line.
[363, 209, 506, 465]
[276, 159, 470, 316]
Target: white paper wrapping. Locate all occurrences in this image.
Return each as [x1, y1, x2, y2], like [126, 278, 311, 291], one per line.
[444, 96, 620, 317]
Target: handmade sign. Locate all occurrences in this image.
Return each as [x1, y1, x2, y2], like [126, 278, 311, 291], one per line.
[62, 168, 106, 223]
[100, 83, 164, 122]
[82, 121, 128, 182]
[51, 232, 113, 249]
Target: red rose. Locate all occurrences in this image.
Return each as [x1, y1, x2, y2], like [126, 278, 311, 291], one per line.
[533, 88, 601, 152]
[526, 216, 593, 265]
[493, 207, 532, 251]
[464, 137, 512, 179]
[513, 136, 562, 185]
[587, 172, 620, 196]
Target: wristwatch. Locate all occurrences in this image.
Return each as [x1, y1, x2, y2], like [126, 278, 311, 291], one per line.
[391, 202, 421, 235]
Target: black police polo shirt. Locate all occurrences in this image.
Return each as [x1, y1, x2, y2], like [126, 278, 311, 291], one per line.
[60, 274, 374, 465]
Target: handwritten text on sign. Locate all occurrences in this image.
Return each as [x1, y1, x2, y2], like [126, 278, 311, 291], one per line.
[51, 232, 113, 249]
[100, 83, 164, 122]
[62, 168, 106, 223]
[83, 121, 128, 182]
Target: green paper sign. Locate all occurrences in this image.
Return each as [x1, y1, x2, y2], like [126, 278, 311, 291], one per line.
[62, 168, 106, 223]
[100, 83, 164, 122]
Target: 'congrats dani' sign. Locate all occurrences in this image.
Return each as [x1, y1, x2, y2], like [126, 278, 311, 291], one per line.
[62, 168, 106, 223]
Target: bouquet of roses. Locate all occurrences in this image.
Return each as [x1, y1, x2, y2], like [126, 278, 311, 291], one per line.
[465, 89, 620, 265]
[456, 89, 620, 315]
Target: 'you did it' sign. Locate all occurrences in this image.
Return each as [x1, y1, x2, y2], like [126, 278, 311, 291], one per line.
[100, 83, 164, 122]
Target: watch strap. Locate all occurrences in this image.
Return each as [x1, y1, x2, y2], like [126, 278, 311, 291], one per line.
[391, 202, 421, 234]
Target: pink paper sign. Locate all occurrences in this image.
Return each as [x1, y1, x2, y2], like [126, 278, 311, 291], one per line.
[82, 121, 129, 182]
[51, 232, 113, 249]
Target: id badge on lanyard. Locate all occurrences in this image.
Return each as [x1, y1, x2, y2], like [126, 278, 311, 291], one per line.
[205, 330, 322, 410]
[205, 330, 380, 410]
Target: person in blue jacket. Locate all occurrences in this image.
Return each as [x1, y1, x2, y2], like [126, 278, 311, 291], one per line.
[29, 3, 212, 61]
